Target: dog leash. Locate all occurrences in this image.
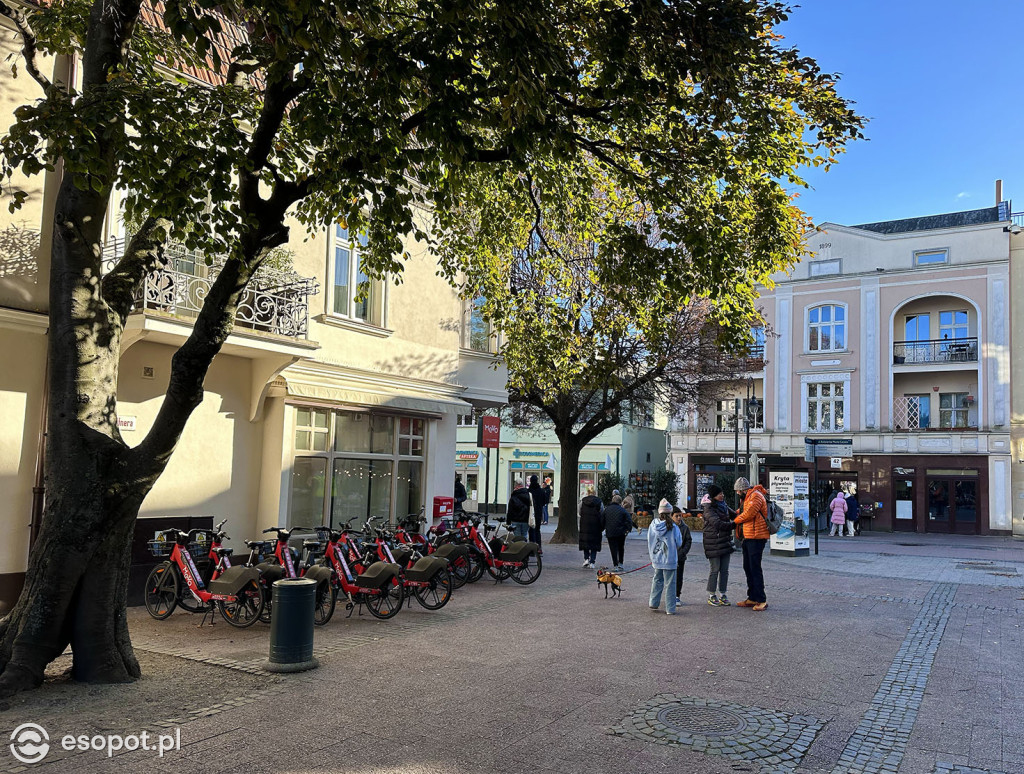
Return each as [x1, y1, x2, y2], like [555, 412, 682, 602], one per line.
[615, 562, 651, 575]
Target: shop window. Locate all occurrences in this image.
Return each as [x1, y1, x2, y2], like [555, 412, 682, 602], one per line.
[398, 416, 425, 456]
[939, 393, 969, 428]
[808, 304, 846, 352]
[330, 458, 393, 527]
[334, 412, 393, 454]
[295, 407, 330, 451]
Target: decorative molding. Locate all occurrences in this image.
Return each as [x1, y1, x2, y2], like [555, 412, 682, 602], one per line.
[990, 277, 1007, 427]
[0, 308, 48, 334]
[776, 295, 791, 431]
[863, 285, 878, 429]
[799, 371, 851, 433]
[314, 313, 393, 338]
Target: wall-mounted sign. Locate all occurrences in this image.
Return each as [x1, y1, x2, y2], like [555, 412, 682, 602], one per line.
[477, 416, 500, 449]
[117, 416, 137, 432]
[830, 457, 843, 469]
[512, 449, 549, 458]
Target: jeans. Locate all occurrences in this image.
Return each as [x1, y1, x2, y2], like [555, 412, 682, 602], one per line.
[542, 505, 549, 524]
[707, 552, 730, 594]
[649, 568, 677, 613]
[582, 548, 598, 564]
[511, 521, 529, 539]
[675, 557, 686, 597]
[607, 535, 626, 566]
[742, 538, 767, 603]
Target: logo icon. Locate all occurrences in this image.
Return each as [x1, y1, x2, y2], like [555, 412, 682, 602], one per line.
[10, 723, 49, 763]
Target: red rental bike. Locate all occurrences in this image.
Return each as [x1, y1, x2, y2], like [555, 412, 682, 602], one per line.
[252, 526, 335, 625]
[363, 518, 454, 610]
[317, 524, 405, 619]
[457, 514, 542, 584]
[394, 512, 473, 589]
[144, 528, 264, 627]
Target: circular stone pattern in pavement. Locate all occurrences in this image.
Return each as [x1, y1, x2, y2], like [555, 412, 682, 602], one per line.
[656, 705, 747, 736]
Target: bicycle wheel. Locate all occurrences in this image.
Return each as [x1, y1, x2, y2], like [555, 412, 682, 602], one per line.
[258, 580, 273, 623]
[144, 562, 179, 619]
[466, 549, 486, 583]
[486, 563, 510, 581]
[218, 579, 264, 628]
[313, 578, 337, 625]
[508, 553, 542, 585]
[447, 554, 470, 589]
[413, 568, 453, 610]
[365, 578, 404, 620]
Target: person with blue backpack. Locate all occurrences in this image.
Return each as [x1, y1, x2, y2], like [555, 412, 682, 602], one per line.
[647, 499, 683, 615]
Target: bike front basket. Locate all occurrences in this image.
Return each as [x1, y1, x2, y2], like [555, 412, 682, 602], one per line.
[146, 539, 173, 558]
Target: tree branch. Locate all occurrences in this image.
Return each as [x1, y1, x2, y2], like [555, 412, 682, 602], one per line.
[0, 0, 53, 92]
[100, 216, 172, 321]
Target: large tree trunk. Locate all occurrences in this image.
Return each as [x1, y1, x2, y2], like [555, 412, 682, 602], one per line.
[549, 437, 583, 544]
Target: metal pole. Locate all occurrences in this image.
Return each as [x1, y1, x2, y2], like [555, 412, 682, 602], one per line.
[813, 458, 819, 555]
[484, 448, 490, 516]
[494, 448, 499, 515]
[745, 381, 751, 487]
[733, 398, 740, 510]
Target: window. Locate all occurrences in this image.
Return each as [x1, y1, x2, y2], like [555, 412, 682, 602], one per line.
[907, 395, 931, 429]
[809, 259, 840, 276]
[290, 407, 429, 527]
[749, 326, 766, 358]
[808, 305, 846, 352]
[462, 296, 494, 353]
[904, 313, 930, 341]
[329, 225, 383, 325]
[715, 399, 739, 430]
[456, 409, 477, 427]
[939, 393, 969, 428]
[939, 310, 968, 341]
[806, 382, 844, 431]
[915, 249, 948, 266]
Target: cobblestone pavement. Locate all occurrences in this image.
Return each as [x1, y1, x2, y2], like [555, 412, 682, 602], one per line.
[0, 532, 1022, 773]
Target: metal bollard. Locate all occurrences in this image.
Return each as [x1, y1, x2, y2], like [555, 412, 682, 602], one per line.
[263, 577, 320, 673]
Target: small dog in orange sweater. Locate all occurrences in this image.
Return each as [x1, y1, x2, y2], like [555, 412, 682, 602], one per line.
[596, 567, 622, 598]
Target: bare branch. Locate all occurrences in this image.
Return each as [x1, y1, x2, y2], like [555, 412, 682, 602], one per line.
[0, 0, 54, 93]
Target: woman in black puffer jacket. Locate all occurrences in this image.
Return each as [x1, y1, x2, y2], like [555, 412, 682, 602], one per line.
[702, 485, 736, 606]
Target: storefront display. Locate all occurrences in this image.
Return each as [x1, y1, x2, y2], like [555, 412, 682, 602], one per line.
[769, 470, 810, 557]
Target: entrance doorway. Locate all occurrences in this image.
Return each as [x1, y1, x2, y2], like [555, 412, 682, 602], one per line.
[925, 470, 979, 534]
[893, 472, 915, 532]
[813, 473, 858, 530]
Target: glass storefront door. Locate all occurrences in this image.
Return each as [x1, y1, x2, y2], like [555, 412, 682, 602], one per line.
[893, 476, 915, 531]
[925, 471, 979, 534]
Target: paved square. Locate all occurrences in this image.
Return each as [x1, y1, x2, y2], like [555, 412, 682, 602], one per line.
[1, 530, 1022, 773]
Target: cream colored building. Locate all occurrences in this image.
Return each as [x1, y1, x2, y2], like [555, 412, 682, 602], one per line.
[0, 22, 507, 605]
[670, 201, 1014, 535]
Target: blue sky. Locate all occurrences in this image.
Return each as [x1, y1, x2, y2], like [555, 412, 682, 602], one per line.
[778, 1, 1020, 227]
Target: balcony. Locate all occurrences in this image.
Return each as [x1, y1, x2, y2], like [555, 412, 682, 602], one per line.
[892, 338, 977, 365]
[891, 396, 977, 432]
[103, 238, 318, 339]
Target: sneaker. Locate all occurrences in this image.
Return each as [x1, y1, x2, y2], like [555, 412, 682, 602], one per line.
[753, 602, 768, 612]
[583, 560, 591, 568]
[718, 594, 730, 606]
[666, 610, 676, 615]
[736, 599, 757, 607]
[708, 595, 720, 606]
[674, 596, 681, 605]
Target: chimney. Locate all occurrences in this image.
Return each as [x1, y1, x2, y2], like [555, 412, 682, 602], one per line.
[996, 179, 1003, 204]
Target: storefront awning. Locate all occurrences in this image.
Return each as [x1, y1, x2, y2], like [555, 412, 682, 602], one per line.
[280, 375, 472, 417]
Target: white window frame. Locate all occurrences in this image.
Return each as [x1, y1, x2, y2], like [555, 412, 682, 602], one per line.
[938, 392, 970, 429]
[805, 303, 848, 353]
[327, 225, 387, 326]
[800, 372, 851, 433]
[914, 248, 949, 267]
[715, 399, 739, 430]
[462, 295, 496, 354]
[938, 309, 969, 341]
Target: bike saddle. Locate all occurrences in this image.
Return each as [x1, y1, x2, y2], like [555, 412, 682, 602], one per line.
[216, 547, 233, 557]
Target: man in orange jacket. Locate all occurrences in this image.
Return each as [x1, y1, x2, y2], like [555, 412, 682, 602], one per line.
[732, 477, 769, 611]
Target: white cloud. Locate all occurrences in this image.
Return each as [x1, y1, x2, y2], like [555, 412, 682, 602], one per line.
[956, 191, 971, 200]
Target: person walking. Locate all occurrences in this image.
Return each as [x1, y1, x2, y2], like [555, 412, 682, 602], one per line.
[846, 488, 860, 536]
[541, 477, 553, 525]
[578, 487, 605, 568]
[647, 499, 683, 615]
[604, 494, 632, 571]
[828, 490, 848, 537]
[732, 477, 769, 611]
[527, 475, 546, 548]
[672, 506, 692, 605]
[702, 484, 736, 606]
[454, 473, 467, 514]
[506, 480, 532, 540]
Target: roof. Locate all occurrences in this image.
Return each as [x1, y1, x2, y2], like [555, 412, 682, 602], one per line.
[850, 204, 1007, 235]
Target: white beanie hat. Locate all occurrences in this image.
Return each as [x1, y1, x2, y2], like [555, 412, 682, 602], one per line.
[658, 498, 673, 514]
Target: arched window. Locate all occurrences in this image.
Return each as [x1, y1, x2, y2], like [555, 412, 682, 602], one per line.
[808, 304, 846, 352]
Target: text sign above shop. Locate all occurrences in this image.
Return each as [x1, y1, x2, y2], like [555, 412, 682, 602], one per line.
[477, 416, 500, 449]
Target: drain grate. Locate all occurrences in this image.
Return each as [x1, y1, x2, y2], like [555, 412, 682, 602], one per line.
[608, 695, 823, 773]
[657, 705, 747, 736]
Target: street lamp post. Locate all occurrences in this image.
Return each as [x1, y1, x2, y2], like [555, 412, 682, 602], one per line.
[733, 398, 740, 510]
[745, 380, 761, 486]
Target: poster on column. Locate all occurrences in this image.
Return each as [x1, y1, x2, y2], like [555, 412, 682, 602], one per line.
[769, 470, 810, 556]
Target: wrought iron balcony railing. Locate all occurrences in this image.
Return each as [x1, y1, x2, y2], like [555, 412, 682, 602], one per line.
[892, 337, 977, 364]
[102, 238, 318, 339]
